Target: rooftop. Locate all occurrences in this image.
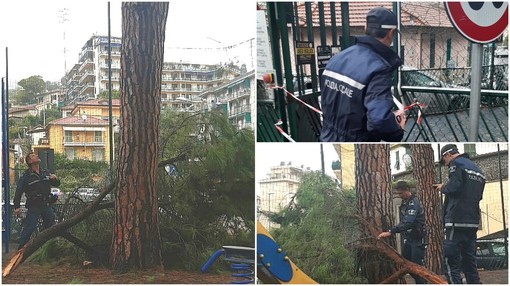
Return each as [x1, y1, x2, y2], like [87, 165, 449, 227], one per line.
[295, 2, 452, 28]
[48, 115, 109, 126]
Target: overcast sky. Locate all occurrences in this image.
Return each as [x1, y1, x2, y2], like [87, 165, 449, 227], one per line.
[0, 1, 255, 83]
[256, 143, 339, 190]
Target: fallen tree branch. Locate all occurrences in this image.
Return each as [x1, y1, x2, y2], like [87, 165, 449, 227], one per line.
[61, 232, 96, 255]
[360, 219, 447, 284]
[379, 267, 409, 284]
[2, 181, 116, 277]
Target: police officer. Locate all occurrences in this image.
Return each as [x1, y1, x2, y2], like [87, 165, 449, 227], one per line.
[434, 144, 485, 284]
[320, 7, 404, 142]
[378, 180, 426, 284]
[13, 152, 60, 249]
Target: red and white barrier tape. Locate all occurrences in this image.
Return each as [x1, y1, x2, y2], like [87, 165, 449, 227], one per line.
[393, 95, 424, 125]
[274, 120, 296, 142]
[269, 84, 425, 141]
[269, 85, 323, 115]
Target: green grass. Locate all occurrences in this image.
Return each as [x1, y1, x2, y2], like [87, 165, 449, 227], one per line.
[69, 277, 83, 284]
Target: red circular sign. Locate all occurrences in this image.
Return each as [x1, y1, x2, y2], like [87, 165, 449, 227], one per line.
[445, 2, 508, 43]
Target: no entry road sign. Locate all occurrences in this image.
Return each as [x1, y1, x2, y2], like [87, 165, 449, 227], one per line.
[445, 2, 508, 43]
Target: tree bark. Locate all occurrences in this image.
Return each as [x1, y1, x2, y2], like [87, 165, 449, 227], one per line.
[111, 2, 168, 272]
[410, 144, 443, 273]
[355, 144, 400, 283]
[2, 182, 115, 277]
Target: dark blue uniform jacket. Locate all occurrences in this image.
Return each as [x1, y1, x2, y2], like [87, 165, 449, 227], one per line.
[390, 194, 425, 240]
[320, 35, 403, 142]
[13, 168, 61, 209]
[441, 154, 485, 228]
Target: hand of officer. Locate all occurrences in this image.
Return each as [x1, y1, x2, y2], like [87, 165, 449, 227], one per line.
[377, 231, 391, 240]
[432, 183, 443, 191]
[49, 174, 57, 180]
[393, 109, 406, 129]
[14, 208, 22, 217]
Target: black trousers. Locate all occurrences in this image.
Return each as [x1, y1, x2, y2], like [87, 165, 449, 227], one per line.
[402, 238, 427, 284]
[443, 227, 479, 284]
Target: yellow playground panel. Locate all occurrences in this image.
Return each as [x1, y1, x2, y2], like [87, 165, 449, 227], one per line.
[257, 221, 317, 284]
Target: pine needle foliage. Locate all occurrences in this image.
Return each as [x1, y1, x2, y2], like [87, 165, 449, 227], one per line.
[157, 108, 255, 270]
[269, 171, 367, 284]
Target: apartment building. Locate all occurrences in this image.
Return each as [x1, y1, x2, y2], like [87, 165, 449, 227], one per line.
[258, 163, 311, 229]
[160, 62, 227, 112]
[200, 70, 256, 130]
[64, 35, 245, 110]
[34, 88, 65, 107]
[65, 36, 122, 103]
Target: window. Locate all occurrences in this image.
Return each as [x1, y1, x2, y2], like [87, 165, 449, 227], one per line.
[64, 131, 73, 142]
[395, 151, 401, 170]
[464, 144, 476, 156]
[92, 148, 104, 161]
[94, 131, 103, 142]
[65, 148, 76, 160]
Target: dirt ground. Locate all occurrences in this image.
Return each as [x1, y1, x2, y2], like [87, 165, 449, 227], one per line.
[402, 268, 508, 284]
[1, 264, 234, 284]
[1, 245, 236, 284]
[1, 244, 506, 284]
[3, 261, 506, 284]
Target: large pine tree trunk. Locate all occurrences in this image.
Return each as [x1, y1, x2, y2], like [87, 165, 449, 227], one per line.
[355, 144, 400, 283]
[111, 2, 169, 271]
[410, 144, 443, 273]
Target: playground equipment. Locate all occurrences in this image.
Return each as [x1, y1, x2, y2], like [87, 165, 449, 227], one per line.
[257, 221, 317, 284]
[201, 245, 255, 284]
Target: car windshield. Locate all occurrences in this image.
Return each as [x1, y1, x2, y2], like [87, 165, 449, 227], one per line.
[492, 243, 506, 256]
[402, 70, 438, 86]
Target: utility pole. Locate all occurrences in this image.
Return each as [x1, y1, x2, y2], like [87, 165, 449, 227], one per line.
[320, 143, 325, 176]
[108, 2, 114, 171]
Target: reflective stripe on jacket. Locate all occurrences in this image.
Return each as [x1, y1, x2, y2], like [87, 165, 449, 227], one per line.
[320, 35, 403, 142]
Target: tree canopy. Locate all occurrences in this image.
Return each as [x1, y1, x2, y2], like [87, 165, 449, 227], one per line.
[268, 172, 366, 284]
[97, 90, 120, 100]
[13, 75, 46, 105]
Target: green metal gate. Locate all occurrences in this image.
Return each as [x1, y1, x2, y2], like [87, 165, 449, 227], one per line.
[256, 2, 508, 142]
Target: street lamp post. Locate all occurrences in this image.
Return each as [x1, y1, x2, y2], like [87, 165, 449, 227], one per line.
[268, 192, 275, 229]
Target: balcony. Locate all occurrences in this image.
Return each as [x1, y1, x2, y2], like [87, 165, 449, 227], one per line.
[228, 105, 251, 118]
[79, 83, 94, 95]
[37, 138, 50, 146]
[63, 138, 105, 147]
[79, 71, 95, 85]
[99, 64, 121, 70]
[78, 59, 94, 74]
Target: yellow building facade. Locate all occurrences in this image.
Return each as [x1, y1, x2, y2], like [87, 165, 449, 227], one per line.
[36, 99, 121, 162]
[46, 116, 111, 161]
[478, 180, 508, 238]
[71, 99, 120, 120]
[333, 144, 356, 189]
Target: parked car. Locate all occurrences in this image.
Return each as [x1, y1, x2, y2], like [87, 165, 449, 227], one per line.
[476, 238, 507, 270]
[74, 186, 112, 202]
[400, 66, 469, 113]
[51, 187, 64, 201]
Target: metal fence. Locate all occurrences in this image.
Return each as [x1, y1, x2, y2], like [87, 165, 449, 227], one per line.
[6, 195, 113, 243]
